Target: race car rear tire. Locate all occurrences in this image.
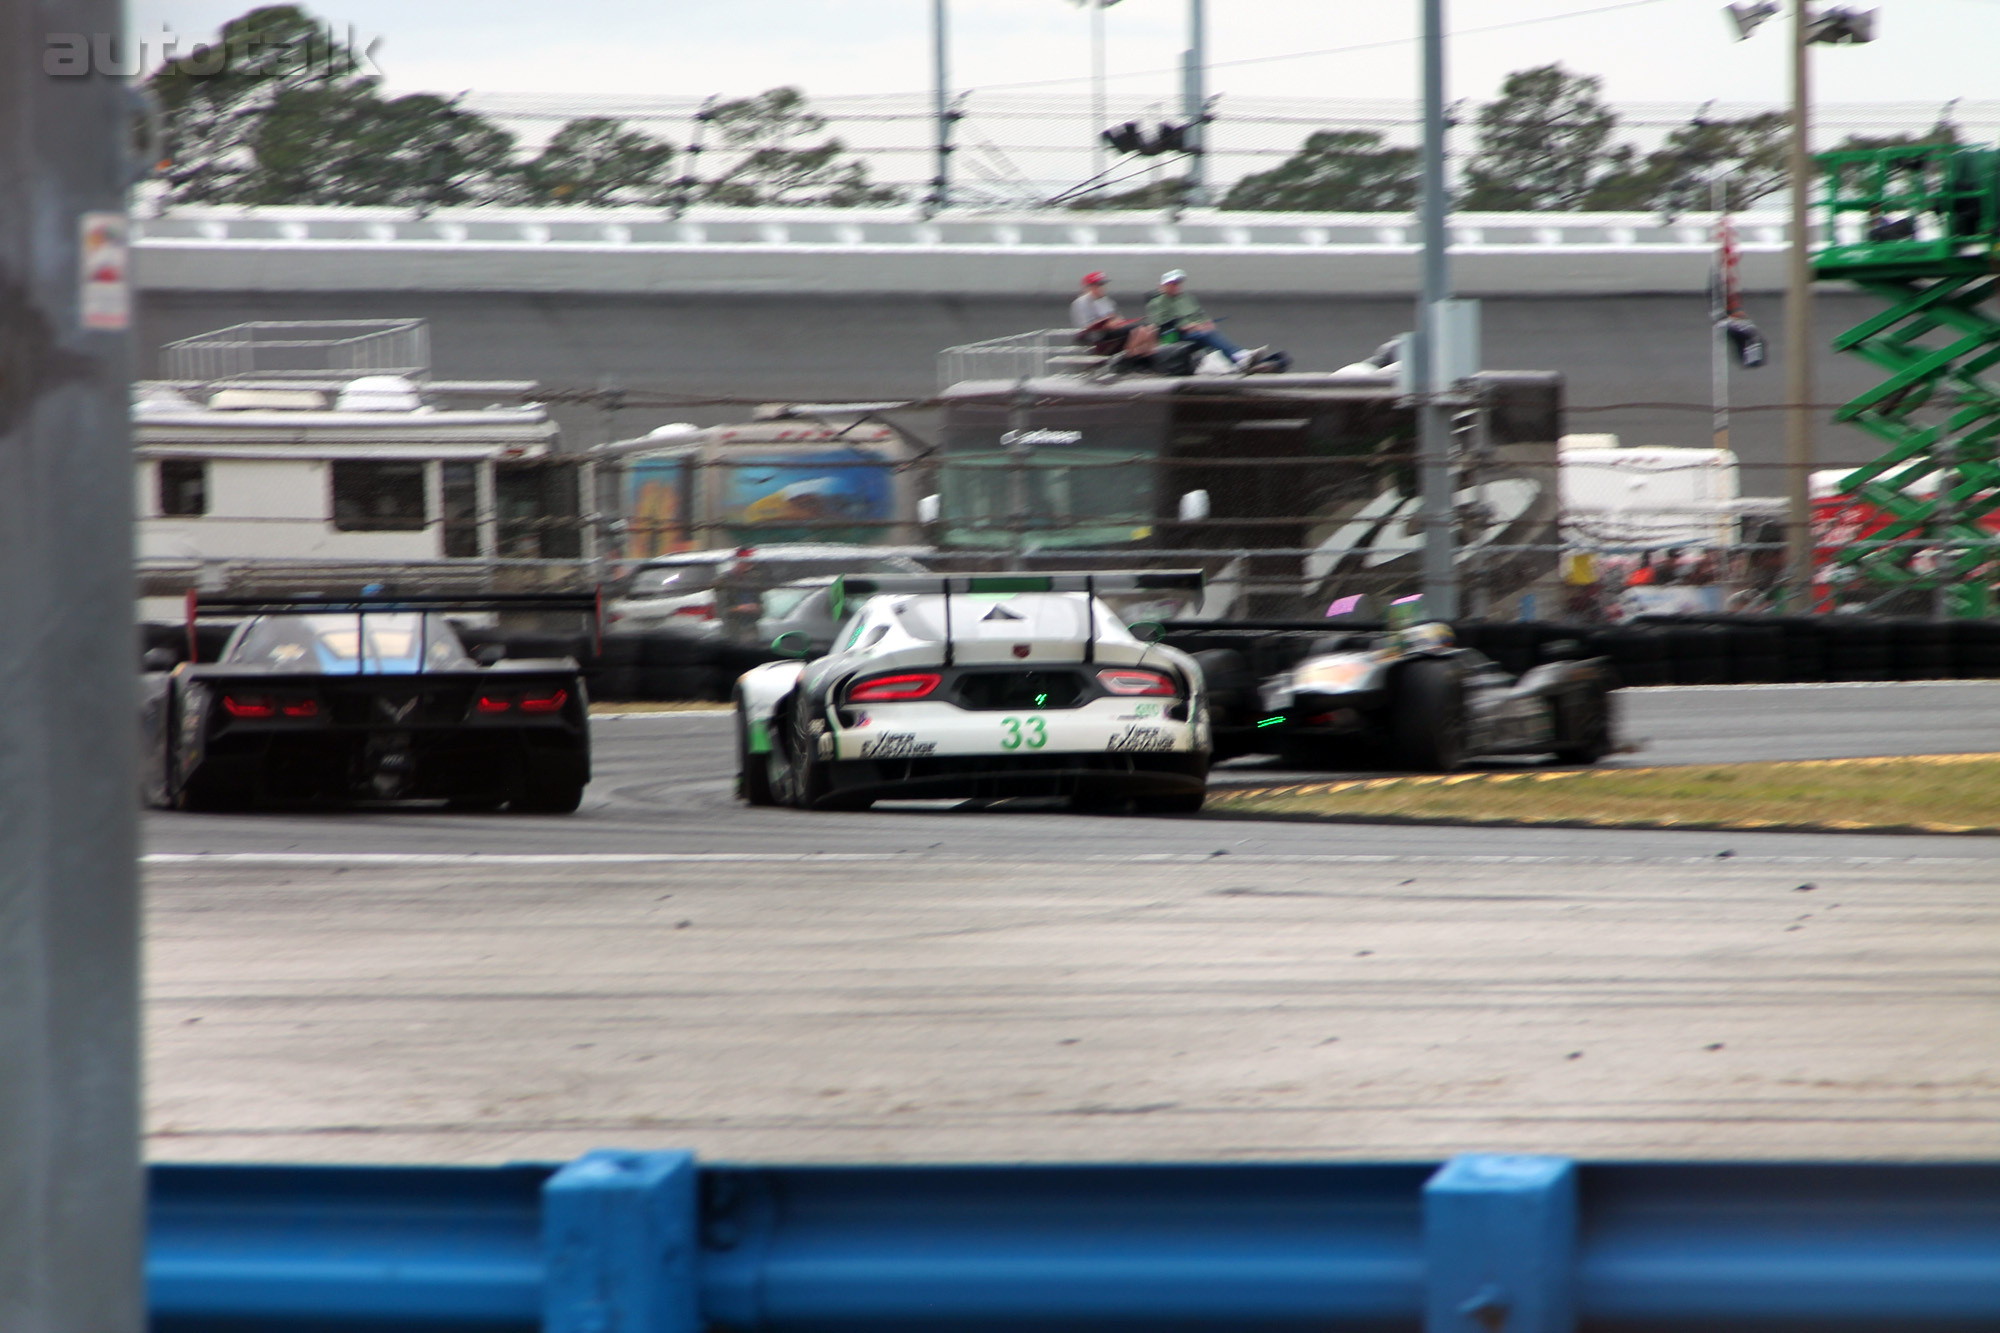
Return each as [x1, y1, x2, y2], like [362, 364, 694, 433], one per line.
[1552, 686, 1613, 765]
[737, 699, 777, 806]
[1190, 649, 1255, 728]
[1392, 659, 1466, 772]
[1135, 789, 1206, 815]
[771, 697, 870, 810]
[512, 780, 584, 814]
[175, 772, 253, 813]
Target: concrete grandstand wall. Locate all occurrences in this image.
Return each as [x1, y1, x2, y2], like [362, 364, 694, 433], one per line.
[133, 207, 1892, 494]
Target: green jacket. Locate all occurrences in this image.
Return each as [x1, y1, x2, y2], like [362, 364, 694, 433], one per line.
[1146, 290, 1207, 332]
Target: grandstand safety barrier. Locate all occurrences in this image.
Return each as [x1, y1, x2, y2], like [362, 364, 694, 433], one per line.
[143, 613, 2000, 700]
[147, 1152, 2000, 1333]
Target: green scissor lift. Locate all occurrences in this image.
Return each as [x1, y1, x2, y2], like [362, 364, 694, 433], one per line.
[1814, 141, 2000, 616]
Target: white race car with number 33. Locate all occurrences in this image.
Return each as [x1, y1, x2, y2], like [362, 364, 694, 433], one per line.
[735, 572, 1213, 812]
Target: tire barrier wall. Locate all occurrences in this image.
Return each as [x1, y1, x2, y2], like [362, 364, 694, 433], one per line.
[141, 616, 2000, 700]
[1162, 616, 2000, 689]
[139, 623, 754, 704]
[149, 1152, 2000, 1333]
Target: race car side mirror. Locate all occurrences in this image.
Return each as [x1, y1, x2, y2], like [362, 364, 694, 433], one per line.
[1129, 620, 1167, 644]
[772, 630, 815, 659]
[472, 643, 506, 666]
[141, 647, 177, 672]
[1540, 638, 1584, 662]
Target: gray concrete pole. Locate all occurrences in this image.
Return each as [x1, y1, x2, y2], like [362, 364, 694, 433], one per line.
[1417, 0, 1458, 620]
[1091, 0, 1108, 183]
[1783, 0, 1815, 608]
[0, 0, 143, 1326]
[932, 0, 951, 211]
[1181, 0, 1206, 206]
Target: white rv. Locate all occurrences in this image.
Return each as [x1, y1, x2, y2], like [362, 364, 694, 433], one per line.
[134, 375, 585, 567]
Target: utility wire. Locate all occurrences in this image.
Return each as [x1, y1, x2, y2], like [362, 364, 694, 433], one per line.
[828, 0, 1679, 101]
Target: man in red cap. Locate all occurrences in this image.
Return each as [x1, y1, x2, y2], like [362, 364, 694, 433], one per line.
[1069, 271, 1156, 359]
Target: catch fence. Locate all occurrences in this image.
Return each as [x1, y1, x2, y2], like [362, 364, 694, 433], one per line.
[463, 90, 2000, 213]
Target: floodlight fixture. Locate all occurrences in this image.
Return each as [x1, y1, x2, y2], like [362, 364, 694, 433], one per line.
[1102, 121, 1146, 155]
[1724, 1, 1780, 41]
[1808, 6, 1878, 44]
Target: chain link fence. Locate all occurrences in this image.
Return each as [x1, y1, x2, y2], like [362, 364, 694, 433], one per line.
[465, 90, 2000, 212]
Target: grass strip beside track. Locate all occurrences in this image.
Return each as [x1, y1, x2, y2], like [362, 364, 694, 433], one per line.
[1208, 753, 2000, 835]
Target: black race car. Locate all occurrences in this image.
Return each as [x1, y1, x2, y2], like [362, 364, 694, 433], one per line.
[1200, 621, 1616, 772]
[142, 593, 596, 812]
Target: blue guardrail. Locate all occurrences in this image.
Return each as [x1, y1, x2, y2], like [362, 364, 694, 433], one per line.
[148, 1152, 2000, 1332]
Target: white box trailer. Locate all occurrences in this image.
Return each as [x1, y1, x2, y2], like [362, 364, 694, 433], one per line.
[1558, 437, 1744, 551]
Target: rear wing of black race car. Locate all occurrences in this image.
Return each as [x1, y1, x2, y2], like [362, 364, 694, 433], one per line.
[184, 589, 603, 663]
[829, 570, 1203, 664]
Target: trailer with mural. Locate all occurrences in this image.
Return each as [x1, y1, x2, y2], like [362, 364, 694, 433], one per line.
[596, 420, 921, 559]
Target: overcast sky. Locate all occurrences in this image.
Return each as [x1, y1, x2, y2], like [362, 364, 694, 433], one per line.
[125, 0, 2000, 116]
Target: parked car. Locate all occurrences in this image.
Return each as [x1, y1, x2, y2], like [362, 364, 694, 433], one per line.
[606, 545, 932, 643]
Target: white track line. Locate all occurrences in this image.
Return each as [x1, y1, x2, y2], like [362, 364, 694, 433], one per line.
[143, 851, 1992, 868]
[1623, 680, 2000, 693]
[145, 852, 905, 865]
[589, 709, 732, 719]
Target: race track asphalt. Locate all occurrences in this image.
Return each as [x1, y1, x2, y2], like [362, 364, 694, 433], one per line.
[141, 682, 2000, 1165]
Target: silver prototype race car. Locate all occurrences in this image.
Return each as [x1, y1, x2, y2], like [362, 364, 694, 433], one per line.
[1202, 621, 1617, 772]
[735, 572, 1213, 812]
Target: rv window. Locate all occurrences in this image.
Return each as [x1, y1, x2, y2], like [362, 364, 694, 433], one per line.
[332, 461, 428, 532]
[441, 462, 480, 557]
[159, 460, 207, 517]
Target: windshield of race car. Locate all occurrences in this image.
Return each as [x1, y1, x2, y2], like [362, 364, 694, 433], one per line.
[228, 613, 477, 674]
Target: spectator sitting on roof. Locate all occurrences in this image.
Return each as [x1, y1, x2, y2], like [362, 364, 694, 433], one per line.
[1069, 271, 1157, 359]
[1146, 269, 1264, 370]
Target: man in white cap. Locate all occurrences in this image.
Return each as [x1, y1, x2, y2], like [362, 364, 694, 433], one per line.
[1146, 269, 1262, 369]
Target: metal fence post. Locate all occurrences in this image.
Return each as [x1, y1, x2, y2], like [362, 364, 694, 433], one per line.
[1423, 1154, 1577, 1333]
[543, 1150, 701, 1333]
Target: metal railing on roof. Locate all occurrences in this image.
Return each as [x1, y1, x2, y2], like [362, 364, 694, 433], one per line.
[161, 319, 431, 384]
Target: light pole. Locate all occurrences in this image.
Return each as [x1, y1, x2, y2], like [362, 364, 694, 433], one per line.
[931, 0, 950, 212]
[1416, 0, 1457, 621]
[1088, 1, 1125, 181]
[1182, 0, 1206, 205]
[1726, 2, 1878, 607]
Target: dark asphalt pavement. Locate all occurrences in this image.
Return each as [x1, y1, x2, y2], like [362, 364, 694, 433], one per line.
[143, 682, 2000, 863]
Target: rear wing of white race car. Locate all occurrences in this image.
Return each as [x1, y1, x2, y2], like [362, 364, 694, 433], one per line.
[830, 570, 1203, 664]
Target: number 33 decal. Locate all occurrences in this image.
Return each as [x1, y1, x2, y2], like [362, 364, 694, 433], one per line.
[999, 716, 1047, 749]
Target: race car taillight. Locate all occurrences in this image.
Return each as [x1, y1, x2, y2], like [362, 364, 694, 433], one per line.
[224, 693, 318, 719]
[520, 688, 569, 715]
[474, 695, 512, 714]
[672, 604, 715, 620]
[1096, 668, 1177, 696]
[848, 672, 942, 703]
